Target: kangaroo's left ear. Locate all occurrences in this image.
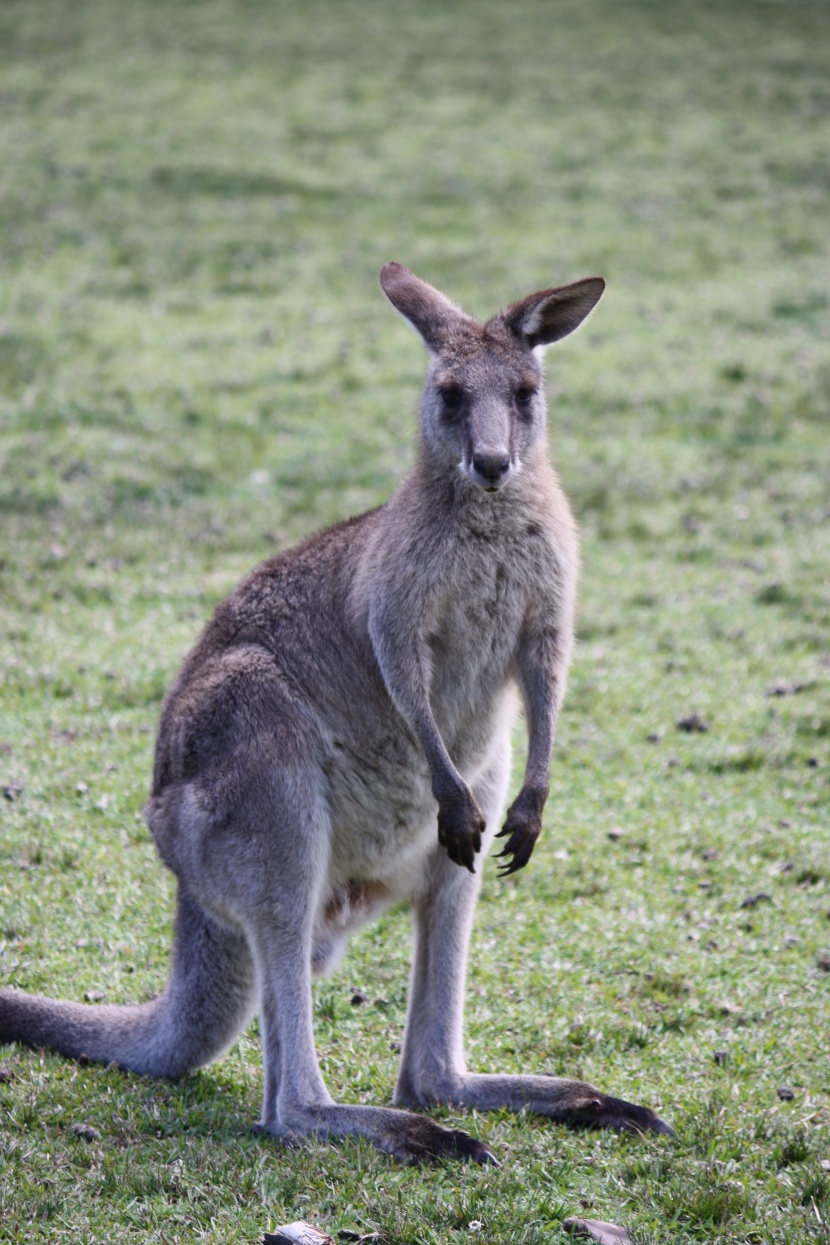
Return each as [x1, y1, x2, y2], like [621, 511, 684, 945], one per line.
[497, 277, 606, 349]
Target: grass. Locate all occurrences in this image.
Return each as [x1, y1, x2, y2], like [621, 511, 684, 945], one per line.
[1, 0, 829, 1241]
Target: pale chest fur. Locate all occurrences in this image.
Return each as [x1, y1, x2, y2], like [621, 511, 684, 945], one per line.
[323, 494, 575, 887]
[424, 527, 553, 745]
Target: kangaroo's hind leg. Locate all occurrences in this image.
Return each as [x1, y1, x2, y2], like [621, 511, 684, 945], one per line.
[219, 724, 496, 1164]
[394, 744, 674, 1137]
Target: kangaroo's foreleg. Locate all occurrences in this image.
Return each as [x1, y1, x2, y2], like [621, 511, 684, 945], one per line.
[495, 620, 572, 874]
[395, 750, 674, 1137]
[368, 604, 485, 872]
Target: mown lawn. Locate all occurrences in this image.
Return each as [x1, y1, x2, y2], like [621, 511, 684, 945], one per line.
[1, 1, 828, 1242]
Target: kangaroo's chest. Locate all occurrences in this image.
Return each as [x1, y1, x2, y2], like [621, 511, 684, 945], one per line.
[324, 520, 564, 883]
[425, 538, 542, 728]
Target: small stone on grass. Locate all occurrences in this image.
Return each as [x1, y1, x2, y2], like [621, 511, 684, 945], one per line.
[263, 1226, 336, 1245]
[563, 1219, 632, 1245]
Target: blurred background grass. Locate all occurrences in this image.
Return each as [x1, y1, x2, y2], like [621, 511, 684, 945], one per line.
[1, 2, 829, 1242]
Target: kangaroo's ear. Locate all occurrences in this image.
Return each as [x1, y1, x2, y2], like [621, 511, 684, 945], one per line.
[380, 262, 468, 353]
[499, 277, 606, 350]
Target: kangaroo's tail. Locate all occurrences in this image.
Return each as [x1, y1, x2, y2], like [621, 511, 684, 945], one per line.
[0, 889, 255, 1077]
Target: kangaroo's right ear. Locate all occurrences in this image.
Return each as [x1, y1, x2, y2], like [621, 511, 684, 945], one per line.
[380, 262, 468, 354]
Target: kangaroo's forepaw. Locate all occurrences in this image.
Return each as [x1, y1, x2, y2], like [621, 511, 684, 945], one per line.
[494, 788, 544, 875]
[563, 1092, 674, 1138]
[437, 795, 485, 873]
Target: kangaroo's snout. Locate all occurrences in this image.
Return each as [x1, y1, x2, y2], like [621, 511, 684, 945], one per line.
[470, 450, 512, 491]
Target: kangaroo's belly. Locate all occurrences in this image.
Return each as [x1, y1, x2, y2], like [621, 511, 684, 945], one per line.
[322, 728, 438, 888]
[322, 683, 518, 891]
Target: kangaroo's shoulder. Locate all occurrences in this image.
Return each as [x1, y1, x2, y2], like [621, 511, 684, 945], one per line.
[196, 505, 384, 651]
[158, 508, 383, 708]
[151, 504, 388, 794]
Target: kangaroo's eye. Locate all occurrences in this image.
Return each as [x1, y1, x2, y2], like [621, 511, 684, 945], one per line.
[515, 386, 536, 406]
[440, 386, 463, 413]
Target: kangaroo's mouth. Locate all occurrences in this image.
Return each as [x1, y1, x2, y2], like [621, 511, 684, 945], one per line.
[466, 465, 512, 492]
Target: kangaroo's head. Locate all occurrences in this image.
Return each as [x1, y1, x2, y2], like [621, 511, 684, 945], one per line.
[380, 262, 604, 494]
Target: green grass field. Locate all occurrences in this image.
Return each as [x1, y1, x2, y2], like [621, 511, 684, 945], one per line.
[1, 1, 829, 1241]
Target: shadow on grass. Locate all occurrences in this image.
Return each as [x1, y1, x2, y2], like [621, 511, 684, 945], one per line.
[150, 164, 342, 201]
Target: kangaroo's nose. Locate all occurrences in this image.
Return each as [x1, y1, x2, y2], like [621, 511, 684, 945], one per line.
[472, 452, 511, 488]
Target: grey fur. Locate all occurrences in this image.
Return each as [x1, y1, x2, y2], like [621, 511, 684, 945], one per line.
[0, 264, 672, 1161]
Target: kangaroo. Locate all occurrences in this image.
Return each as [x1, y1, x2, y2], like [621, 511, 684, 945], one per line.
[0, 264, 672, 1162]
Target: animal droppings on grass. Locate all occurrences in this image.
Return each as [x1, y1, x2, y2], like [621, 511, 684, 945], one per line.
[766, 680, 810, 697]
[676, 713, 710, 733]
[740, 893, 773, 909]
